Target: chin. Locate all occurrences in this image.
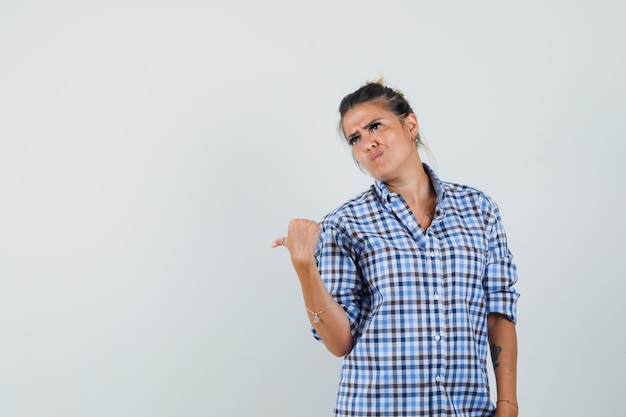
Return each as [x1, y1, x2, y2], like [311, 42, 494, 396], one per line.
[371, 172, 390, 182]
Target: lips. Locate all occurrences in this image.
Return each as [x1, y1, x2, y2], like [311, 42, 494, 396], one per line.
[371, 151, 383, 161]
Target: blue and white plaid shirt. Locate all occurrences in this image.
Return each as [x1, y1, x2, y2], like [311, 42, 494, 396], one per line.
[313, 164, 519, 417]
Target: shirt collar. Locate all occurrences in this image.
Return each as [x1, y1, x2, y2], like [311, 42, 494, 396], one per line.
[373, 163, 446, 204]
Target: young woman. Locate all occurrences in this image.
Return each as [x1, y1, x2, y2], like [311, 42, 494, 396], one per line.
[273, 81, 520, 417]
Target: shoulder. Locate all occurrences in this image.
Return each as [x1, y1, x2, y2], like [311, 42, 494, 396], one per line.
[445, 180, 495, 204]
[320, 185, 379, 229]
[438, 178, 503, 232]
[424, 163, 497, 211]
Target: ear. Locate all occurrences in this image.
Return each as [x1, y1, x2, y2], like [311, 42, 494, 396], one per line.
[403, 113, 419, 137]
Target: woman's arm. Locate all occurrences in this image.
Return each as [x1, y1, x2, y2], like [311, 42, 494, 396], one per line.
[487, 313, 519, 417]
[273, 218, 353, 357]
[294, 257, 353, 356]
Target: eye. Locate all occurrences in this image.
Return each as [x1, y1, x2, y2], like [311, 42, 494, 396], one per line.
[369, 122, 381, 132]
[348, 135, 360, 146]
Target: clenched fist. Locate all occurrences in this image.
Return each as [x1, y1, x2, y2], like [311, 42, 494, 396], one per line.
[272, 218, 321, 267]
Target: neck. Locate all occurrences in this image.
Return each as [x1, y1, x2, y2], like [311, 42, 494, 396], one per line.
[385, 164, 434, 206]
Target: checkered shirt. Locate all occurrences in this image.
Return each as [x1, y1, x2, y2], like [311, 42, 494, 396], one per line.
[313, 164, 519, 417]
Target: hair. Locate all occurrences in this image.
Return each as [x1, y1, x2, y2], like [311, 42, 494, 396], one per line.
[339, 79, 414, 123]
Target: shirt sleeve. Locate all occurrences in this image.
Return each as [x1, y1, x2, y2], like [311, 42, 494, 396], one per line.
[483, 199, 520, 323]
[310, 221, 363, 342]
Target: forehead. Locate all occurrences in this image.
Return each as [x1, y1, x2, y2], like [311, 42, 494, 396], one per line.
[341, 102, 396, 131]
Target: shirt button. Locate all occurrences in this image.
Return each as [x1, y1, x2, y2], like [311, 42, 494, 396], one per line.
[433, 294, 440, 301]
[430, 250, 436, 258]
[435, 376, 441, 383]
[408, 221, 416, 228]
[434, 335, 441, 341]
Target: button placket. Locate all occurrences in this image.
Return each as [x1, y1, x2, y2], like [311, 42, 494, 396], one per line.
[428, 239, 446, 389]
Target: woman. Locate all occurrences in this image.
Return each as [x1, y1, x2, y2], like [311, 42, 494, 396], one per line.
[272, 81, 520, 417]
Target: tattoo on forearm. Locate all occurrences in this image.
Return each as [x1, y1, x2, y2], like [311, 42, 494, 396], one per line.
[490, 343, 502, 369]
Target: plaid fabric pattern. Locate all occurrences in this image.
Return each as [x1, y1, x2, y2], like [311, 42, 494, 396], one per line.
[313, 165, 519, 417]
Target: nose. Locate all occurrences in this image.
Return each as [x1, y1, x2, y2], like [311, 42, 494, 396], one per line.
[361, 132, 378, 150]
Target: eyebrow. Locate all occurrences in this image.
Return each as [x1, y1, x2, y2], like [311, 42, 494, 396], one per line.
[347, 118, 382, 141]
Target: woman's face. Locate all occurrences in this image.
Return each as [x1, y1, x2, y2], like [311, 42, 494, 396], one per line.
[341, 102, 419, 182]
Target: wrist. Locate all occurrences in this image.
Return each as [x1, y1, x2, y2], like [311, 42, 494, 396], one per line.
[290, 252, 317, 268]
[496, 399, 518, 416]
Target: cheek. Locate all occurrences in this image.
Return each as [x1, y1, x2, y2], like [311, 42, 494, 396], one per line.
[351, 148, 366, 163]
[351, 150, 371, 170]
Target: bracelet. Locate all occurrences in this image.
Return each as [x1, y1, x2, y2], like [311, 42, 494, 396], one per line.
[497, 399, 518, 409]
[306, 299, 333, 323]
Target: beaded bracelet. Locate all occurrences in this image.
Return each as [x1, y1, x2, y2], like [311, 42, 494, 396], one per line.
[497, 399, 519, 409]
[306, 299, 333, 323]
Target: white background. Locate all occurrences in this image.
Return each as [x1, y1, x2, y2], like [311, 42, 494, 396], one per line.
[1, 1, 625, 416]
